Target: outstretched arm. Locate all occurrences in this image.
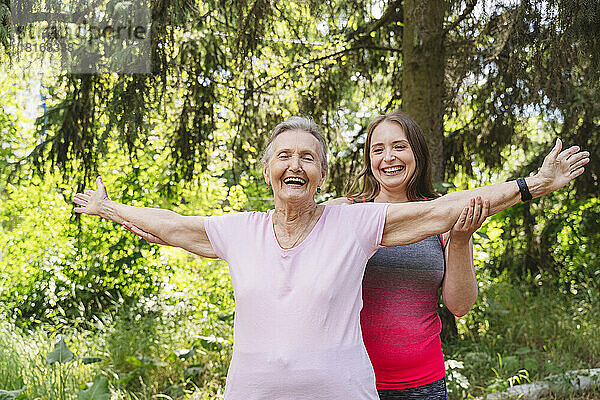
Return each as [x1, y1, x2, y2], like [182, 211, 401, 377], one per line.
[382, 139, 589, 246]
[72, 177, 217, 258]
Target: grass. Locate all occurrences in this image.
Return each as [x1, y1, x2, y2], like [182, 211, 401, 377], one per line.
[0, 324, 98, 399]
[444, 281, 600, 399]
[545, 388, 600, 399]
[549, 388, 600, 399]
[0, 256, 234, 399]
[1, 275, 598, 399]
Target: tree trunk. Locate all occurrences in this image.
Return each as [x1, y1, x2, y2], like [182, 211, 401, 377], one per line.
[402, 0, 447, 184]
[402, 0, 457, 341]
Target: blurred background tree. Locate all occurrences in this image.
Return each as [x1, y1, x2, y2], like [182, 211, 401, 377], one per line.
[1, 0, 598, 338]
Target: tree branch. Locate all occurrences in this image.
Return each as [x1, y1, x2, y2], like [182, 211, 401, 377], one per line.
[364, 0, 403, 37]
[347, 0, 403, 42]
[256, 45, 402, 91]
[443, 0, 477, 36]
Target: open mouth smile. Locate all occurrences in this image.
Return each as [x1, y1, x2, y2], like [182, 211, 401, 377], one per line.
[283, 177, 307, 187]
[381, 166, 405, 175]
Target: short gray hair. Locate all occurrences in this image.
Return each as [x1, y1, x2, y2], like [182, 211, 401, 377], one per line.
[261, 116, 329, 175]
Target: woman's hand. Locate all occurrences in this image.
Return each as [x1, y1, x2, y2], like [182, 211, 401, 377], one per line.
[532, 139, 590, 196]
[449, 196, 490, 244]
[73, 176, 109, 216]
[442, 197, 487, 317]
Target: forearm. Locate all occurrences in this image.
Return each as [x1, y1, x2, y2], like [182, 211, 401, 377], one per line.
[384, 140, 587, 246]
[441, 239, 478, 317]
[435, 176, 543, 225]
[99, 200, 180, 238]
[383, 178, 526, 246]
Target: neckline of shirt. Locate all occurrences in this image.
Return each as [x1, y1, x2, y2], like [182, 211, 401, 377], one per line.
[269, 206, 329, 253]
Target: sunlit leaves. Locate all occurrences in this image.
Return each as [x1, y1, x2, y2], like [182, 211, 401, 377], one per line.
[46, 338, 75, 364]
[0, 386, 27, 400]
[77, 376, 110, 400]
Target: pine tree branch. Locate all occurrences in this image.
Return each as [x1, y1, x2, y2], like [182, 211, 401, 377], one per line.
[256, 45, 401, 91]
[443, 0, 477, 36]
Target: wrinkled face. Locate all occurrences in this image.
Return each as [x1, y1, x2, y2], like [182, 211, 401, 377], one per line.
[263, 129, 326, 205]
[369, 121, 416, 196]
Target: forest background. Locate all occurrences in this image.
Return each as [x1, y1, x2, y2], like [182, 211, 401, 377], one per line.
[0, 0, 599, 399]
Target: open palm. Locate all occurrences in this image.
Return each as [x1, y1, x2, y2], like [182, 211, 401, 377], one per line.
[536, 139, 590, 193]
[73, 176, 109, 216]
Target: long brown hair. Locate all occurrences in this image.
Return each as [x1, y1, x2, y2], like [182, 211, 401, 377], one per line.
[346, 111, 439, 202]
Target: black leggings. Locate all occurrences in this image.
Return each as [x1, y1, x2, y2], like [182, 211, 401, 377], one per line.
[377, 377, 447, 400]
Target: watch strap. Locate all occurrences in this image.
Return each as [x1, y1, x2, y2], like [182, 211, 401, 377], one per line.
[516, 177, 533, 202]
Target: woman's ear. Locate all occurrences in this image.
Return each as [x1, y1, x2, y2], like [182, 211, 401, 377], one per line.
[320, 170, 327, 187]
[263, 164, 270, 186]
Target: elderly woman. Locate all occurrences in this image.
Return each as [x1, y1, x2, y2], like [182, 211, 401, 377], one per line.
[73, 116, 589, 400]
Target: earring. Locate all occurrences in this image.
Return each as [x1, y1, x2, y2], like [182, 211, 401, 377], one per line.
[316, 187, 321, 193]
[266, 183, 270, 190]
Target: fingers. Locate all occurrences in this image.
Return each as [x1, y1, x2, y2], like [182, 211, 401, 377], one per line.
[124, 223, 150, 239]
[96, 176, 109, 197]
[457, 206, 469, 227]
[472, 197, 488, 228]
[553, 138, 563, 156]
[453, 198, 475, 231]
[570, 157, 590, 172]
[454, 197, 489, 235]
[73, 194, 86, 203]
[479, 199, 490, 225]
[472, 196, 483, 223]
[557, 145, 581, 162]
[465, 198, 475, 224]
[124, 222, 145, 236]
[72, 177, 110, 215]
[72, 195, 90, 209]
[569, 167, 586, 177]
[559, 148, 589, 181]
[566, 151, 590, 168]
[122, 222, 162, 244]
[546, 138, 562, 161]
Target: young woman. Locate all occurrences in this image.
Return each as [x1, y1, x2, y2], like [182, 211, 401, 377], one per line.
[345, 111, 493, 399]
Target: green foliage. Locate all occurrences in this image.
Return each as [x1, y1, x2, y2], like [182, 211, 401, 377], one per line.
[0, 176, 168, 325]
[444, 280, 600, 399]
[0, 2, 598, 399]
[77, 377, 110, 400]
[0, 253, 234, 399]
[0, 327, 24, 391]
[0, 129, 237, 326]
[0, 1, 10, 54]
[475, 195, 600, 288]
[0, 324, 97, 399]
[46, 338, 75, 364]
[3, 273, 597, 399]
[0, 387, 27, 400]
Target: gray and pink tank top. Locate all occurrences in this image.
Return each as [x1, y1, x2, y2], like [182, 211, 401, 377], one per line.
[360, 234, 447, 389]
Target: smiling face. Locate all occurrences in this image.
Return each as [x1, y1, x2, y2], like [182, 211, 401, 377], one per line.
[369, 121, 416, 199]
[263, 129, 326, 207]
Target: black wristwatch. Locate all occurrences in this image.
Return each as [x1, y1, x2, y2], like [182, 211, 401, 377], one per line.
[516, 177, 533, 202]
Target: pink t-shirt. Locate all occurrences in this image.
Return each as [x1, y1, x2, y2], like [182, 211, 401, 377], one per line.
[204, 203, 389, 400]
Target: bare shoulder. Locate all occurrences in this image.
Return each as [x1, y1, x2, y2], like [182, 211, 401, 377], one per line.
[323, 197, 351, 205]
